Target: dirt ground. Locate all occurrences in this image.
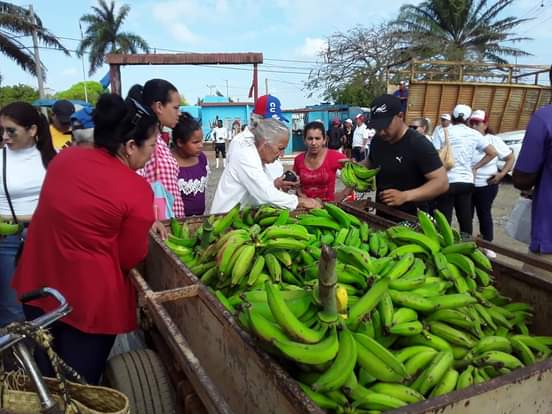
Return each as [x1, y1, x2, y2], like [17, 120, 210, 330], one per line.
[203, 149, 528, 262]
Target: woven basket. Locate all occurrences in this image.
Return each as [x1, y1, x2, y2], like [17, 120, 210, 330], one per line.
[1, 377, 129, 414]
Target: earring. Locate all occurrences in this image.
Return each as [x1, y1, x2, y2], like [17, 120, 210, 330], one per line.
[34, 135, 39, 143]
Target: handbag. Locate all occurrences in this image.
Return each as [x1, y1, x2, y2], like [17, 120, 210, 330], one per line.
[505, 196, 532, 244]
[438, 128, 455, 170]
[1, 375, 129, 414]
[151, 148, 175, 220]
[2, 148, 25, 263]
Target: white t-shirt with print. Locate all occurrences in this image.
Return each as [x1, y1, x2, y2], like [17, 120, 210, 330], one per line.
[473, 134, 512, 187]
[446, 124, 491, 184]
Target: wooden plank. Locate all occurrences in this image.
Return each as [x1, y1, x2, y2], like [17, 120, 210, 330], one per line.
[515, 88, 528, 130]
[106, 53, 263, 65]
[498, 87, 513, 132]
[411, 80, 550, 90]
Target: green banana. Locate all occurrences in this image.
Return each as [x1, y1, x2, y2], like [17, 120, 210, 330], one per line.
[349, 278, 390, 326]
[213, 203, 240, 235]
[431, 368, 459, 397]
[415, 350, 454, 395]
[441, 242, 477, 255]
[246, 306, 289, 343]
[273, 328, 339, 365]
[231, 244, 256, 286]
[472, 351, 524, 370]
[510, 336, 536, 365]
[388, 290, 436, 312]
[298, 383, 340, 410]
[352, 391, 407, 411]
[429, 293, 477, 310]
[417, 210, 440, 242]
[298, 216, 341, 231]
[370, 383, 424, 404]
[265, 253, 282, 282]
[383, 253, 415, 279]
[427, 321, 477, 348]
[378, 293, 394, 331]
[471, 336, 512, 355]
[355, 338, 405, 383]
[354, 333, 408, 379]
[387, 226, 440, 254]
[434, 210, 454, 246]
[399, 331, 452, 352]
[389, 321, 424, 336]
[261, 224, 311, 241]
[265, 281, 327, 344]
[388, 244, 427, 258]
[247, 256, 265, 286]
[336, 245, 374, 274]
[392, 308, 419, 325]
[390, 274, 427, 291]
[405, 350, 438, 377]
[445, 253, 476, 278]
[470, 249, 493, 272]
[456, 365, 474, 390]
[312, 329, 357, 392]
[395, 346, 436, 363]
[263, 238, 308, 250]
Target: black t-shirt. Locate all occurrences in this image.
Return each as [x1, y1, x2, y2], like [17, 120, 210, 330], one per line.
[369, 128, 443, 215]
[328, 127, 344, 150]
[343, 128, 353, 148]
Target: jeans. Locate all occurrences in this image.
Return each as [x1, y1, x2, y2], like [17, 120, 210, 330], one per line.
[434, 182, 475, 236]
[352, 147, 365, 162]
[0, 234, 24, 326]
[472, 184, 499, 241]
[24, 305, 116, 385]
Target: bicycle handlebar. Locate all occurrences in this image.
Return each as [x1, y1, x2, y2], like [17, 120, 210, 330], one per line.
[0, 288, 72, 353]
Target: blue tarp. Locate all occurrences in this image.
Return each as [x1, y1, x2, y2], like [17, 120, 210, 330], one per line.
[32, 99, 93, 108]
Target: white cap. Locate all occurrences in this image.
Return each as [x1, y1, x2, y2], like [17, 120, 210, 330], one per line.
[344, 118, 353, 124]
[470, 110, 486, 122]
[440, 113, 451, 121]
[399, 80, 406, 85]
[452, 104, 472, 121]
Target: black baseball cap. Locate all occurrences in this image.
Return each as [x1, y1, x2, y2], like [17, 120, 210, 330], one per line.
[52, 100, 75, 125]
[368, 94, 402, 130]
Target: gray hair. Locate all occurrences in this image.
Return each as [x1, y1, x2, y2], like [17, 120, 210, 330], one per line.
[249, 113, 289, 145]
[72, 128, 94, 145]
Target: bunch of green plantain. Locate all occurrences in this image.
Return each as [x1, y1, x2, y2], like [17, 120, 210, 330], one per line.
[0, 218, 22, 236]
[340, 162, 379, 193]
[162, 203, 552, 413]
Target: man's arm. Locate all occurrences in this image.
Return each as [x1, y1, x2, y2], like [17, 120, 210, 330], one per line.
[380, 167, 449, 207]
[488, 151, 515, 185]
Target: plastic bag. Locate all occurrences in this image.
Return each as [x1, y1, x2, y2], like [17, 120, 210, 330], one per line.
[505, 196, 532, 244]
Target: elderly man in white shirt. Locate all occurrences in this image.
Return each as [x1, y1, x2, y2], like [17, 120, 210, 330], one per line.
[210, 95, 320, 214]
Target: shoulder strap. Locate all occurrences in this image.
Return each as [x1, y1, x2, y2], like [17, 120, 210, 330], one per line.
[2, 147, 19, 224]
[443, 127, 450, 145]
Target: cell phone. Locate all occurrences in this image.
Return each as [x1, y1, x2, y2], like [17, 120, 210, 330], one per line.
[283, 171, 298, 182]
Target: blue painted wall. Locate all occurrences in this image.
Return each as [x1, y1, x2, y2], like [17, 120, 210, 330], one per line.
[201, 105, 252, 138]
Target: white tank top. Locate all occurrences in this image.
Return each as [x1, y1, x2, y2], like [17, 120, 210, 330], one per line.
[0, 146, 46, 217]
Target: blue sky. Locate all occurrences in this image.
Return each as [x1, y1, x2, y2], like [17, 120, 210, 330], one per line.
[2, 0, 552, 108]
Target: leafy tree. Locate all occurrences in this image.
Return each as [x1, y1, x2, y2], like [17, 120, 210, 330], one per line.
[77, 0, 150, 76]
[306, 25, 406, 103]
[54, 81, 105, 104]
[391, 0, 531, 64]
[0, 2, 69, 79]
[0, 83, 39, 107]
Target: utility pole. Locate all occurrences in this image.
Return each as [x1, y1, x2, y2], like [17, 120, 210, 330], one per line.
[225, 80, 229, 97]
[265, 78, 269, 95]
[79, 22, 89, 103]
[29, 5, 47, 116]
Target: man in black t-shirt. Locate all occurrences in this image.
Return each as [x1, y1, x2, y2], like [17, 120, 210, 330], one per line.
[366, 95, 449, 216]
[327, 119, 345, 150]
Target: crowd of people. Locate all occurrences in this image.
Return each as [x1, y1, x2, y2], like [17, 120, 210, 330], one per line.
[0, 76, 550, 384]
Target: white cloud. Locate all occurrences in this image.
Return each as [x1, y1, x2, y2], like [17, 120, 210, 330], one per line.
[152, 1, 203, 44]
[296, 37, 327, 58]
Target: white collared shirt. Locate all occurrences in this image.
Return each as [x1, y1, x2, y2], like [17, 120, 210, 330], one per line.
[210, 128, 298, 214]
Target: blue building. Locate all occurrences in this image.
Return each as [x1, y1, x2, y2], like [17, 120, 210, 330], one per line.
[180, 96, 367, 156]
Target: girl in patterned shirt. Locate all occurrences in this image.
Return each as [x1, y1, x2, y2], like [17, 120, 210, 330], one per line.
[171, 113, 208, 216]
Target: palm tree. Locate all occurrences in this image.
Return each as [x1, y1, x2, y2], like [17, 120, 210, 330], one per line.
[391, 0, 531, 64]
[0, 2, 68, 80]
[77, 0, 150, 76]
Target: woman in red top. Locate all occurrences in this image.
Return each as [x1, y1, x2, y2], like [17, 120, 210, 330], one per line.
[293, 121, 352, 202]
[13, 94, 158, 384]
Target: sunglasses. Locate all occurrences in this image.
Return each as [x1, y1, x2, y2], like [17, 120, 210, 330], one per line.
[3, 127, 17, 137]
[409, 125, 421, 129]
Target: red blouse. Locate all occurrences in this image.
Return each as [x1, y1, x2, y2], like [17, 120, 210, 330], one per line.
[293, 149, 346, 201]
[13, 147, 154, 334]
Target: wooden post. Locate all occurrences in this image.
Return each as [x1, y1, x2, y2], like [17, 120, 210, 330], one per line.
[109, 64, 121, 95]
[253, 63, 259, 102]
[318, 245, 337, 324]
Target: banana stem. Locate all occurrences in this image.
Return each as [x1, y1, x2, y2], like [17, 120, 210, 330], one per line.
[318, 245, 338, 323]
[200, 218, 214, 250]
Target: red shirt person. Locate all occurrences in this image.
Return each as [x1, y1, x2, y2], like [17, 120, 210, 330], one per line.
[293, 121, 351, 202]
[13, 94, 158, 384]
